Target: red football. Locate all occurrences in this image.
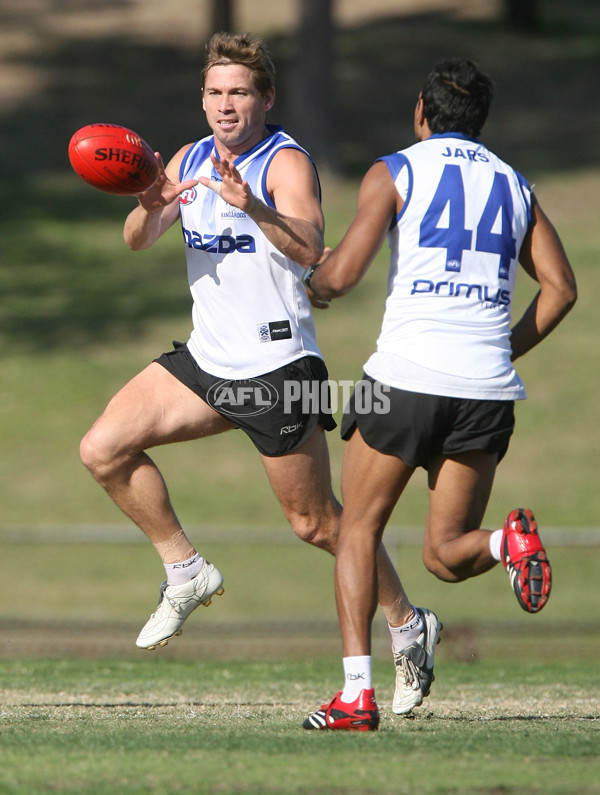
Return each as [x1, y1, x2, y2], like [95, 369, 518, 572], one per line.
[68, 123, 159, 195]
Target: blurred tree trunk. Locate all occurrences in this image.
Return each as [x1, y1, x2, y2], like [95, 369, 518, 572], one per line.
[289, 0, 340, 174]
[211, 0, 234, 33]
[504, 0, 540, 31]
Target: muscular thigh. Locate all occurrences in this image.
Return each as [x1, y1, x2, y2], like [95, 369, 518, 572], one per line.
[341, 427, 415, 534]
[91, 362, 235, 455]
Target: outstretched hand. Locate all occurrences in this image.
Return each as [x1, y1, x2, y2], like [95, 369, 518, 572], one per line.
[198, 154, 257, 214]
[136, 152, 198, 214]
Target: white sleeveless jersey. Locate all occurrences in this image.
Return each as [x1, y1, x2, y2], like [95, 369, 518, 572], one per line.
[178, 126, 321, 379]
[364, 133, 532, 399]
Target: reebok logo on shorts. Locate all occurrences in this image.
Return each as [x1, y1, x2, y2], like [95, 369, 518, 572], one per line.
[257, 320, 292, 342]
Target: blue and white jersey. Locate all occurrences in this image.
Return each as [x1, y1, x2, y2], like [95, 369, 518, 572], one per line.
[365, 133, 532, 399]
[178, 125, 321, 379]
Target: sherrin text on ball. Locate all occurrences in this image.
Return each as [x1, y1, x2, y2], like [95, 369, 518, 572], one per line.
[68, 123, 159, 195]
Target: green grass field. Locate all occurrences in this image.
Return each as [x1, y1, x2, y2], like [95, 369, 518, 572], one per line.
[0, 659, 598, 795]
[0, 543, 599, 794]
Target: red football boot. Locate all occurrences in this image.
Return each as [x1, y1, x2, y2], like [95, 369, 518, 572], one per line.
[303, 688, 380, 732]
[501, 508, 551, 613]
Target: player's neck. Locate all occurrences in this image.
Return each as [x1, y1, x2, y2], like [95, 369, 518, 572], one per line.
[214, 125, 271, 161]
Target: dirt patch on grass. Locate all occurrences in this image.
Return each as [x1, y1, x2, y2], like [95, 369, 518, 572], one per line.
[2, 617, 598, 664]
[1, 696, 596, 722]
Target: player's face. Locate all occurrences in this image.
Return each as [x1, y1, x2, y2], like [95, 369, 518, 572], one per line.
[203, 64, 274, 156]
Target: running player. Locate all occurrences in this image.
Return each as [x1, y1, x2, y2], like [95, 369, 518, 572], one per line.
[302, 58, 577, 731]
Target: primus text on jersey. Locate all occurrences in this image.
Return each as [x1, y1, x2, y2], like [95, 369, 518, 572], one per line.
[411, 280, 510, 305]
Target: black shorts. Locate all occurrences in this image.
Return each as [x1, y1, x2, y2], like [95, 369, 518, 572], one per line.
[341, 374, 515, 469]
[155, 342, 336, 457]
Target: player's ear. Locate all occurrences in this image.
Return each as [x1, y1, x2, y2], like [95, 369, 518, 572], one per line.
[415, 95, 425, 125]
[263, 87, 275, 113]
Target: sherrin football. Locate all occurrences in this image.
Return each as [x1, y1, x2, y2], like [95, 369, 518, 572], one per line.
[68, 123, 159, 195]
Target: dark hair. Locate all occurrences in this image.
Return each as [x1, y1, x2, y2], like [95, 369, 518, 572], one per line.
[421, 58, 493, 138]
[202, 32, 276, 96]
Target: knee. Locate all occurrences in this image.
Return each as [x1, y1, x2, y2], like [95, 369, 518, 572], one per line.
[79, 427, 105, 479]
[79, 425, 121, 484]
[287, 511, 339, 555]
[422, 542, 464, 583]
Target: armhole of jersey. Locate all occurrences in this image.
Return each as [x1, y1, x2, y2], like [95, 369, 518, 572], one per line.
[515, 170, 533, 226]
[260, 144, 320, 209]
[179, 138, 216, 182]
[179, 144, 195, 182]
[377, 153, 412, 230]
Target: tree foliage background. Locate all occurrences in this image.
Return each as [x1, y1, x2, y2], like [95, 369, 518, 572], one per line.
[1, 0, 599, 180]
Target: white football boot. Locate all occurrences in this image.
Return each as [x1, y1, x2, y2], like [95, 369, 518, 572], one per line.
[392, 607, 442, 715]
[136, 561, 224, 650]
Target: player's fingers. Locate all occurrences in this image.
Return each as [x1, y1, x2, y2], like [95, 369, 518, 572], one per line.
[307, 287, 330, 310]
[177, 179, 199, 195]
[207, 179, 223, 197]
[317, 246, 332, 265]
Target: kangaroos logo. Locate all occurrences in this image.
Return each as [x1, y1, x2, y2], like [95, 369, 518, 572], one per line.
[179, 187, 197, 205]
[207, 379, 279, 417]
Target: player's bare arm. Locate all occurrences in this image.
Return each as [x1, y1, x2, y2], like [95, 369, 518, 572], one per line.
[510, 195, 577, 361]
[308, 161, 399, 300]
[200, 148, 324, 268]
[124, 147, 198, 250]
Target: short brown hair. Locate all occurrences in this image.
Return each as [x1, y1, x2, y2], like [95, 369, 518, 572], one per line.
[202, 32, 276, 96]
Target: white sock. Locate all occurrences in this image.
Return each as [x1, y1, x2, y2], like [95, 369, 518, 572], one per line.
[388, 607, 424, 654]
[341, 655, 372, 703]
[164, 553, 204, 585]
[489, 529, 503, 562]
